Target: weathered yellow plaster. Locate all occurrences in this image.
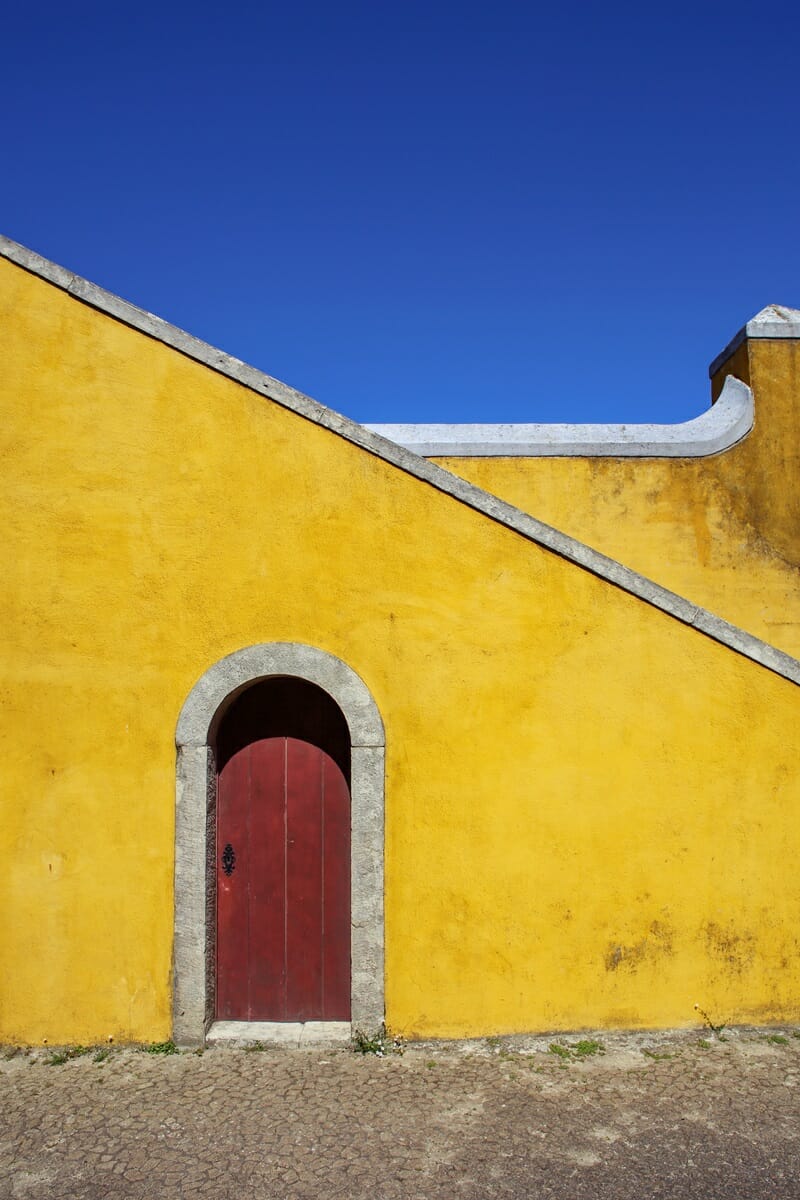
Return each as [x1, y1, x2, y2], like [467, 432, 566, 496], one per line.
[1, 256, 798, 1043]
[435, 338, 800, 659]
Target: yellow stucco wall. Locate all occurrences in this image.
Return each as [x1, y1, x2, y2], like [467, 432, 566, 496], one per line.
[1, 256, 799, 1044]
[435, 339, 800, 659]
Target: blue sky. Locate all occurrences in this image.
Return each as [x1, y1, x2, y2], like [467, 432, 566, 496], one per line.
[3, 4, 798, 424]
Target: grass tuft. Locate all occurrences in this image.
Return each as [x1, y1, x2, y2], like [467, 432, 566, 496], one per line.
[548, 1039, 604, 1062]
[45, 1046, 89, 1067]
[142, 1040, 179, 1056]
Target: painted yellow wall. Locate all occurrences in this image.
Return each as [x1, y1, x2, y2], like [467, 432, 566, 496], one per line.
[1, 257, 799, 1044]
[435, 339, 800, 659]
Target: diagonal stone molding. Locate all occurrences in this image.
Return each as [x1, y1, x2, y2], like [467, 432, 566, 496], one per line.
[2, 234, 798, 687]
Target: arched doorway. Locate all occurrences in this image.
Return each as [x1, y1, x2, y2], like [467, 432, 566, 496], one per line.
[215, 679, 351, 1023]
[173, 644, 385, 1047]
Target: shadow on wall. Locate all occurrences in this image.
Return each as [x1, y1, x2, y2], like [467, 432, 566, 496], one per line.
[215, 677, 351, 783]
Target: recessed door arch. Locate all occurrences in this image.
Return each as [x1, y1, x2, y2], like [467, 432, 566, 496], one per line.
[173, 643, 385, 1046]
[215, 678, 351, 1023]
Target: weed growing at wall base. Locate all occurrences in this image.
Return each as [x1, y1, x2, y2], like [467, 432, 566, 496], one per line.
[352, 1025, 404, 1056]
[548, 1039, 604, 1062]
[694, 1004, 727, 1040]
[142, 1040, 179, 1056]
[45, 1046, 90, 1066]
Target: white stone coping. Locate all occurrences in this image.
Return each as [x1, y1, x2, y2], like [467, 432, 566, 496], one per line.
[365, 376, 753, 458]
[206, 1021, 352, 1048]
[2, 234, 798, 688]
[709, 304, 800, 378]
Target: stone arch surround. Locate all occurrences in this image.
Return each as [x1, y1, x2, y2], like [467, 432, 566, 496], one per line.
[173, 643, 385, 1046]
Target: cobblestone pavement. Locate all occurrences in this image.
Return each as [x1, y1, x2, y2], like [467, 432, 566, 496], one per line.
[1, 1027, 799, 1199]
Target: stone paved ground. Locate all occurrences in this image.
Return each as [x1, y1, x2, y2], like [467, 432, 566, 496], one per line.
[1, 1027, 799, 1199]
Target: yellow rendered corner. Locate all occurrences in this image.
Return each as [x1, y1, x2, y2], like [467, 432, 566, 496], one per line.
[434, 339, 800, 660]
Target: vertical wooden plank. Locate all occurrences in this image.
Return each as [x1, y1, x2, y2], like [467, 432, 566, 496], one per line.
[322, 754, 351, 1019]
[247, 738, 287, 1020]
[216, 746, 251, 1020]
[285, 738, 324, 1020]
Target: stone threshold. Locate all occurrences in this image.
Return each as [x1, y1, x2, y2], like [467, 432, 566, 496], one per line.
[206, 1021, 352, 1048]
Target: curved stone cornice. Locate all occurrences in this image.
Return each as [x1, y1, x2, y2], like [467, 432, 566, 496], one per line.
[366, 376, 753, 458]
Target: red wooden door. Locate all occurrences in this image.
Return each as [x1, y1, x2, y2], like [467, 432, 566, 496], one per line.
[216, 737, 350, 1021]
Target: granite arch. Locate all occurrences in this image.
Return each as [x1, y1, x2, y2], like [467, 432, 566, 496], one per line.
[173, 643, 385, 1045]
